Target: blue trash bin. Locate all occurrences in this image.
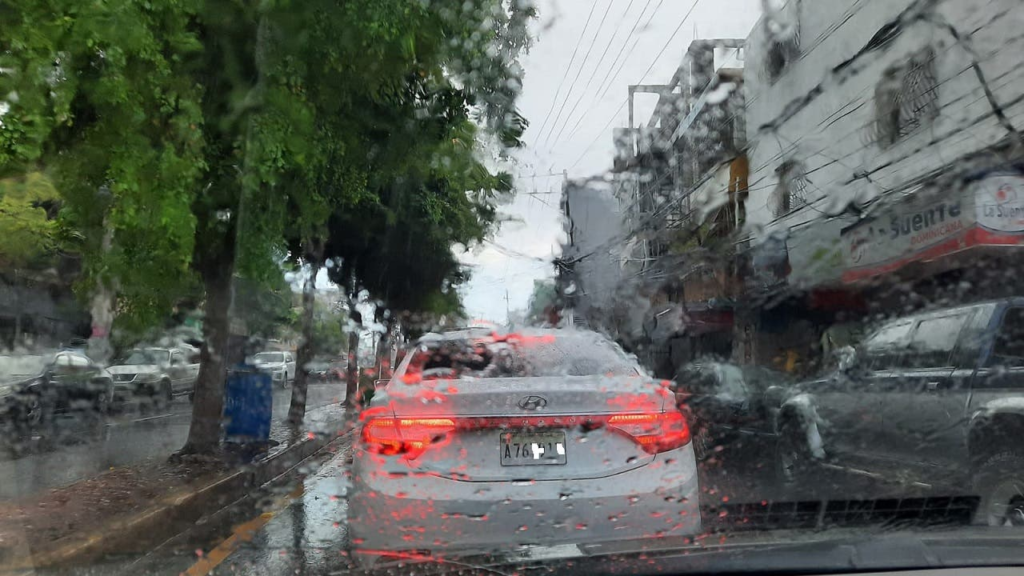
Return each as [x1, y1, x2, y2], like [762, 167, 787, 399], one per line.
[224, 363, 273, 443]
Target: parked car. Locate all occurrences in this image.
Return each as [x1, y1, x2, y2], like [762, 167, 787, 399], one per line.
[348, 329, 699, 566]
[107, 347, 200, 403]
[250, 350, 296, 387]
[674, 362, 794, 481]
[780, 299, 1024, 525]
[303, 357, 346, 382]
[0, 350, 114, 442]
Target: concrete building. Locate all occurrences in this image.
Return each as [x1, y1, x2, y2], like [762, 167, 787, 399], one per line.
[562, 39, 751, 376]
[559, 177, 628, 333]
[739, 0, 1024, 369]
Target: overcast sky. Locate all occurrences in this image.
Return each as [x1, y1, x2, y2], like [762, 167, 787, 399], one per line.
[458, 0, 763, 323]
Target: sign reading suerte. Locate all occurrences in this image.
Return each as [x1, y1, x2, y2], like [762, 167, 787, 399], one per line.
[842, 173, 1024, 283]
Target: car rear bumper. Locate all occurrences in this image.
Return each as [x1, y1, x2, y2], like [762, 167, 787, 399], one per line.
[349, 444, 701, 558]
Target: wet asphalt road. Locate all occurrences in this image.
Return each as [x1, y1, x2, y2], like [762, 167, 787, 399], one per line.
[0, 381, 348, 500]
[15, 409, 974, 575]
[74, 445, 945, 576]
[28, 436, 975, 576]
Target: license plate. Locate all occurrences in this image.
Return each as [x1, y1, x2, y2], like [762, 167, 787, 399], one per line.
[500, 431, 567, 466]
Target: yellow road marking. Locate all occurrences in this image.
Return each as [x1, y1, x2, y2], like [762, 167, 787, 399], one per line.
[183, 483, 304, 576]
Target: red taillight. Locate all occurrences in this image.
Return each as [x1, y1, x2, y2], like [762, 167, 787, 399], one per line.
[360, 407, 690, 457]
[361, 408, 456, 457]
[607, 411, 691, 454]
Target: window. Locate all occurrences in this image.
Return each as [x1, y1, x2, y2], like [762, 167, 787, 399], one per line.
[171, 351, 184, 365]
[873, 48, 939, 147]
[253, 352, 284, 364]
[862, 320, 914, 369]
[761, 0, 801, 83]
[989, 307, 1024, 367]
[904, 313, 970, 368]
[770, 160, 809, 217]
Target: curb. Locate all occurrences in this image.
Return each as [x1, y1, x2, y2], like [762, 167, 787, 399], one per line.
[2, 426, 353, 572]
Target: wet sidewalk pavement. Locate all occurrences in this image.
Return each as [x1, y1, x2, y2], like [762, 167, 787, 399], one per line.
[0, 383, 349, 500]
[23, 431, 356, 576]
[157, 450, 353, 576]
[0, 387, 352, 574]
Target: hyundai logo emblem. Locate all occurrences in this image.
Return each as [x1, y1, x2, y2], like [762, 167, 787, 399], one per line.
[518, 395, 548, 410]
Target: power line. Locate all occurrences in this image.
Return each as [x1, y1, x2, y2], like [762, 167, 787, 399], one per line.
[531, 0, 602, 144]
[568, 0, 703, 171]
[561, 0, 660, 143]
[565, 0, 668, 143]
[634, 0, 702, 88]
[594, 0, 658, 98]
[546, 0, 640, 148]
[596, 0, 669, 102]
[538, 0, 616, 148]
[570, 99, 627, 169]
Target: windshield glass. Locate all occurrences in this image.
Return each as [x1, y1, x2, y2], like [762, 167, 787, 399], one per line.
[252, 352, 284, 364]
[120, 349, 169, 366]
[3, 0, 1024, 574]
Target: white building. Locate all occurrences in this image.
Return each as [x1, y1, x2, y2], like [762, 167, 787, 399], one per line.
[744, 0, 1024, 288]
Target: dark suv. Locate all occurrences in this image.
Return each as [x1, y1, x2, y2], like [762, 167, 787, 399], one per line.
[779, 299, 1024, 526]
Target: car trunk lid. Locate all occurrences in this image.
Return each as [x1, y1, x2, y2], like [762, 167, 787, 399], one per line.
[365, 375, 683, 481]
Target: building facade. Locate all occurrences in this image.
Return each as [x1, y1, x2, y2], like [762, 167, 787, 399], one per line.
[739, 0, 1024, 371]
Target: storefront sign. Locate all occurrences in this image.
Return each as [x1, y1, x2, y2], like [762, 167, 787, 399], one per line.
[975, 174, 1024, 233]
[842, 173, 1024, 283]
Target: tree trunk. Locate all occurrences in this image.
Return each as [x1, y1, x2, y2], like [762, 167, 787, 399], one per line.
[86, 221, 116, 364]
[182, 251, 235, 454]
[288, 240, 324, 424]
[344, 299, 361, 408]
[375, 313, 397, 379]
[344, 327, 360, 408]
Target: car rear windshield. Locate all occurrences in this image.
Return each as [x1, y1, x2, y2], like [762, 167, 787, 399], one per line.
[402, 333, 638, 380]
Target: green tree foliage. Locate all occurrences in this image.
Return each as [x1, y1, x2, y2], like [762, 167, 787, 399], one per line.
[1, 0, 206, 332]
[2, 0, 533, 451]
[310, 299, 347, 358]
[527, 278, 559, 324]
[0, 172, 60, 269]
[234, 273, 296, 340]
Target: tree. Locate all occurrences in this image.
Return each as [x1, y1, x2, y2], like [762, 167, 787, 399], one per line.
[527, 279, 559, 325]
[234, 273, 296, 341]
[3, 0, 533, 452]
[310, 298, 347, 358]
[0, 172, 60, 269]
[1, 0, 206, 362]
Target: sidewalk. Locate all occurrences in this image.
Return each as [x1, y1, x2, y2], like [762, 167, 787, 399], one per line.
[0, 402, 351, 572]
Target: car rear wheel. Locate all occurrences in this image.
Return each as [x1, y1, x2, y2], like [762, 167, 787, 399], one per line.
[150, 379, 172, 411]
[95, 385, 112, 416]
[23, 394, 46, 427]
[775, 419, 812, 489]
[974, 451, 1024, 527]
